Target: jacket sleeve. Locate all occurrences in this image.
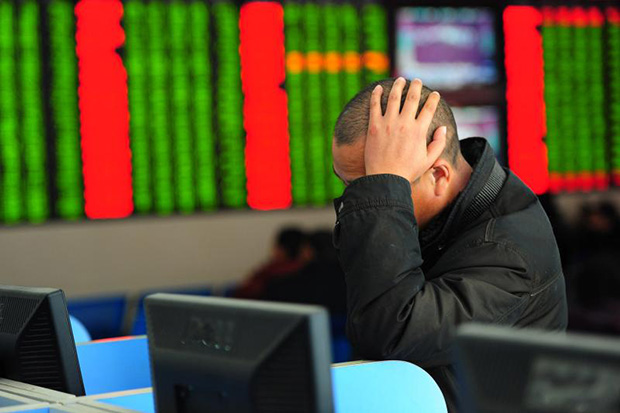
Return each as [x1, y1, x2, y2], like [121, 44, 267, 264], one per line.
[334, 174, 530, 368]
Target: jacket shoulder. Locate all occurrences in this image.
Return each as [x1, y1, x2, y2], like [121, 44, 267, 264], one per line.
[487, 180, 563, 289]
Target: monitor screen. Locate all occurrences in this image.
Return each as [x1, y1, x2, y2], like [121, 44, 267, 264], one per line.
[455, 324, 620, 413]
[0, 285, 85, 396]
[145, 294, 334, 413]
[451, 106, 502, 162]
[395, 7, 497, 90]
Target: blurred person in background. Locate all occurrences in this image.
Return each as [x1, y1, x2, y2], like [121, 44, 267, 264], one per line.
[331, 77, 567, 412]
[537, 193, 574, 268]
[263, 230, 347, 316]
[575, 202, 620, 255]
[568, 202, 620, 335]
[233, 227, 312, 299]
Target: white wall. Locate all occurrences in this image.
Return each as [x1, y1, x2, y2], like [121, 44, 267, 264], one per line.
[4, 191, 617, 300]
[0, 208, 335, 298]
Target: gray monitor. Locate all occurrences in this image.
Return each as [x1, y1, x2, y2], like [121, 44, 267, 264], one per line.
[455, 324, 620, 413]
[145, 294, 334, 413]
[0, 285, 85, 396]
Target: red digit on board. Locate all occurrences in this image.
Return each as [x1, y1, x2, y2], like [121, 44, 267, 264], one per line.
[76, 0, 133, 219]
[240, 2, 292, 210]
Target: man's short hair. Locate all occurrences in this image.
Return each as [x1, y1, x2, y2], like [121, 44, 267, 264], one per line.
[276, 227, 307, 260]
[334, 78, 460, 164]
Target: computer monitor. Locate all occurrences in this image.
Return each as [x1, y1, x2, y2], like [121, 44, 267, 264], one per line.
[395, 7, 497, 90]
[455, 324, 620, 413]
[145, 294, 334, 413]
[0, 285, 85, 396]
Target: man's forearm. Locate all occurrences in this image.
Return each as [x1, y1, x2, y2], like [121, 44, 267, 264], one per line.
[334, 174, 427, 356]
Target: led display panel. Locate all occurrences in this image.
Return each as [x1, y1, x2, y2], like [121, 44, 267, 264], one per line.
[395, 7, 497, 90]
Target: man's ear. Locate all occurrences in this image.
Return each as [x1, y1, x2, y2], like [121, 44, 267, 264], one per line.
[431, 161, 450, 196]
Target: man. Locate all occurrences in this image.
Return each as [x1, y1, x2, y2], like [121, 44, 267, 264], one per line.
[234, 227, 311, 299]
[331, 78, 567, 412]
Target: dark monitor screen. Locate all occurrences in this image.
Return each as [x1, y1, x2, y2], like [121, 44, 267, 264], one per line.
[145, 294, 334, 413]
[395, 7, 497, 90]
[0, 285, 85, 396]
[455, 324, 620, 413]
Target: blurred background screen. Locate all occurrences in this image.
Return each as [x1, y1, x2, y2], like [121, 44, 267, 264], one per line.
[394, 7, 503, 161]
[451, 106, 501, 160]
[0, 0, 389, 225]
[0, 0, 617, 224]
[395, 7, 497, 90]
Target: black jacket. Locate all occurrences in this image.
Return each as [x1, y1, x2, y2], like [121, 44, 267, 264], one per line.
[333, 138, 568, 412]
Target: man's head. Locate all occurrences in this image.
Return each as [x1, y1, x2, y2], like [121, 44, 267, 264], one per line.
[335, 79, 460, 162]
[273, 227, 309, 261]
[332, 78, 471, 228]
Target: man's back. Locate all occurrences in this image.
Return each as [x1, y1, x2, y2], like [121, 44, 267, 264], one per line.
[419, 139, 567, 409]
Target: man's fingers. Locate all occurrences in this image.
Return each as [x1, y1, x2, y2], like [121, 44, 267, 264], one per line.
[417, 91, 441, 130]
[385, 77, 406, 120]
[427, 126, 447, 166]
[401, 78, 422, 118]
[368, 85, 383, 132]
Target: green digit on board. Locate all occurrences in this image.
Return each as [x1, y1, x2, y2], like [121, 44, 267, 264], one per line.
[125, 0, 153, 213]
[213, 2, 246, 208]
[190, 0, 218, 210]
[49, 0, 83, 219]
[304, 3, 327, 205]
[0, 1, 22, 223]
[170, 1, 196, 213]
[148, 1, 174, 214]
[19, 1, 48, 222]
[284, 2, 309, 205]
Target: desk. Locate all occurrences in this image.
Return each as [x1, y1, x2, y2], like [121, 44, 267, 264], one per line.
[75, 389, 153, 413]
[0, 379, 76, 412]
[90, 393, 153, 413]
[5, 336, 447, 412]
[0, 391, 49, 410]
[87, 361, 447, 413]
[0, 406, 49, 413]
[2, 359, 447, 412]
[77, 337, 151, 395]
[332, 361, 447, 412]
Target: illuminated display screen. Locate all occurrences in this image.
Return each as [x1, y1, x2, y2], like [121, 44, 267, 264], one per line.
[451, 106, 501, 161]
[395, 7, 497, 90]
[302, 2, 328, 205]
[190, 1, 218, 211]
[1, 1, 618, 225]
[240, 2, 291, 210]
[542, 7, 601, 192]
[0, 0, 49, 224]
[504, 5, 620, 194]
[504, 6, 619, 194]
[213, 1, 246, 209]
[76, 0, 133, 219]
[610, 8, 620, 186]
[0, 0, 22, 224]
[284, 0, 389, 206]
[0, 0, 389, 224]
[20, 1, 49, 223]
[124, 0, 245, 215]
[48, 0, 83, 220]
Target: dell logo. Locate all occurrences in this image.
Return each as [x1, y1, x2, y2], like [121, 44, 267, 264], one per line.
[181, 316, 234, 352]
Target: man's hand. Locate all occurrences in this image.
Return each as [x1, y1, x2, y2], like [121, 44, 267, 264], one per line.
[364, 77, 447, 183]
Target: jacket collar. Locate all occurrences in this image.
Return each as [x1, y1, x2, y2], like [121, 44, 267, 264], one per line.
[421, 138, 507, 251]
